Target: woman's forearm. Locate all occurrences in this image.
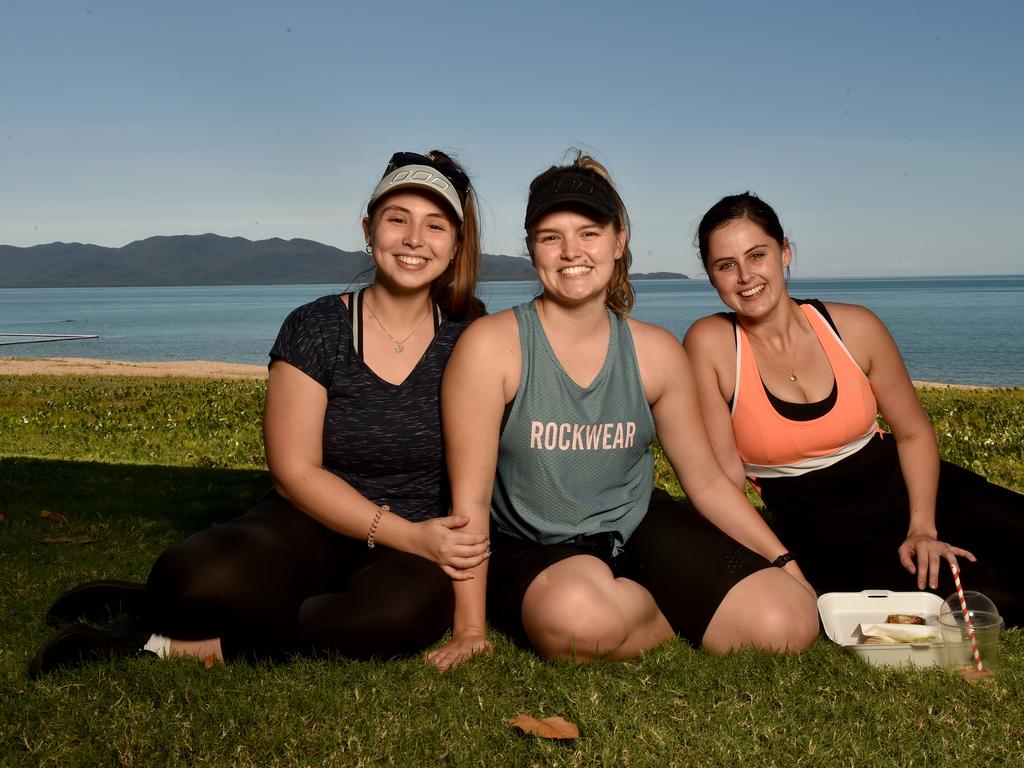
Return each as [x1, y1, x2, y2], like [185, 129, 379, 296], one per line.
[689, 477, 789, 562]
[273, 465, 421, 551]
[450, 566, 489, 637]
[894, 430, 941, 537]
[690, 478, 816, 594]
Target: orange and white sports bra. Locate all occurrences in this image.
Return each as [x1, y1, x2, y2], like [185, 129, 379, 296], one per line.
[731, 302, 880, 478]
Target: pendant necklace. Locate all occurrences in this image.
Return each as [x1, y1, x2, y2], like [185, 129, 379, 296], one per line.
[753, 334, 800, 382]
[363, 299, 430, 353]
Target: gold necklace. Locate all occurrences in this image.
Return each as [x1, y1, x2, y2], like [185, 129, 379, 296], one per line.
[363, 298, 430, 353]
[750, 333, 800, 382]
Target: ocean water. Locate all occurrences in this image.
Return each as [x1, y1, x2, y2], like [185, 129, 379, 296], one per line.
[1, 276, 1021, 387]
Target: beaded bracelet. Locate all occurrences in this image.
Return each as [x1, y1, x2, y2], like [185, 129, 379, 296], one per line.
[367, 504, 387, 549]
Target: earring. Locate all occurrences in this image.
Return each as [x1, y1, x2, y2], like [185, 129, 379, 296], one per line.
[365, 244, 373, 255]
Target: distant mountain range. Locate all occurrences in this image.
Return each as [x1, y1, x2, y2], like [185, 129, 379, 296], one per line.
[0, 234, 688, 288]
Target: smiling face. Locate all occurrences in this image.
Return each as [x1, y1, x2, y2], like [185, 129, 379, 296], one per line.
[705, 217, 792, 317]
[363, 190, 458, 293]
[528, 207, 626, 309]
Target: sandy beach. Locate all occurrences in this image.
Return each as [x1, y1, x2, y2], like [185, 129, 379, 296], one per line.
[0, 356, 267, 379]
[0, 356, 1001, 389]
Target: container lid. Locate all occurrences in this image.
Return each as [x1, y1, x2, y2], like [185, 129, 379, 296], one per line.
[938, 590, 1000, 624]
[818, 590, 945, 646]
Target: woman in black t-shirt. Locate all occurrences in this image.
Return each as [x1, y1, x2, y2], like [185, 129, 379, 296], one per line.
[30, 150, 488, 676]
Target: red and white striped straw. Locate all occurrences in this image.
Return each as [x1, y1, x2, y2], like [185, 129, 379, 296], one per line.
[949, 561, 984, 673]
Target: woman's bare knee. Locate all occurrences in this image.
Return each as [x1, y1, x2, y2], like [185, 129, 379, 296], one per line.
[747, 597, 818, 651]
[521, 557, 640, 660]
[523, 579, 628, 659]
[702, 569, 818, 653]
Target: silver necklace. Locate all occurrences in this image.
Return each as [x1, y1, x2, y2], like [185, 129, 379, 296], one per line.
[363, 299, 430, 353]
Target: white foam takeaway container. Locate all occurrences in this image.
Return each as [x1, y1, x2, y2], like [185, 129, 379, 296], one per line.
[817, 590, 945, 667]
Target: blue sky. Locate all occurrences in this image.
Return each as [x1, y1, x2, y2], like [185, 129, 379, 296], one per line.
[2, 0, 1021, 276]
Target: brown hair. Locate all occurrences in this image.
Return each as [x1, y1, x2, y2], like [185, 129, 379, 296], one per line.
[366, 150, 485, 322]
[695, 192, 786, 273]
[526, 151, 634, 319]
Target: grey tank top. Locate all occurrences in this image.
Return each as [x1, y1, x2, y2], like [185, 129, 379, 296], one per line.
[491, 301, 657, 554]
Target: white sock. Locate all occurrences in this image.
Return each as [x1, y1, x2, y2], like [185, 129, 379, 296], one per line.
[143, 634, 171, 658]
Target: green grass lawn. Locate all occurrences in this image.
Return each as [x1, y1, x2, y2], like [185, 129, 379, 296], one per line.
[2, 376, 1022, 767]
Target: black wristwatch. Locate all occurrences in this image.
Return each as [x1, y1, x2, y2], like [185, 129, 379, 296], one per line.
[771, 552, 795, 568]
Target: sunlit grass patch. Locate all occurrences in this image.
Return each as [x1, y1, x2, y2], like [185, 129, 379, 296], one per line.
[1, 375, 1022, 766]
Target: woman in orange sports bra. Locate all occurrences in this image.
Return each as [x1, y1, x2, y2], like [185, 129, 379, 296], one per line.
[684, 193, 1023, 626]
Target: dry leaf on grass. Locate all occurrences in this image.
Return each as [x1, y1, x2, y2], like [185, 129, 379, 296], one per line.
[508, 714, 579, 740]
[40, 510, 69, 524]
[40, 535, 95, 545]
[203, 655, 217, 669]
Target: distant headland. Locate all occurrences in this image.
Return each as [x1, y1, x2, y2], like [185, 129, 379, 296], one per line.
[0, 234, 688, 288]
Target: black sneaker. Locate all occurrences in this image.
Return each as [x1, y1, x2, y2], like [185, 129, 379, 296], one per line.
[28, 614, 153, 679]
[45, 580, 146, 628]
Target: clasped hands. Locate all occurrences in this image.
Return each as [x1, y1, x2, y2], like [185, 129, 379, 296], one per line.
[413, 515, 489, 580]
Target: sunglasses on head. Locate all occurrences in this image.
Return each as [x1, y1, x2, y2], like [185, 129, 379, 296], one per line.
[385, 152, 470, 197]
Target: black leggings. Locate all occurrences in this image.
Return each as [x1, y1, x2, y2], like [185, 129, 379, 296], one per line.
[144, 493, 454, 662]
[775, 460, 1024, 627]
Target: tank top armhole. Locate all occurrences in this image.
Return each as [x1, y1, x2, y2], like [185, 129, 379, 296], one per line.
[797, 297, 872, 382]
[618, 315, 657, 439]
[727, 311, 740, 414]
[500, 397, 516, 436]
[797, 298, 841, 337]
[499, 304, 531, 439]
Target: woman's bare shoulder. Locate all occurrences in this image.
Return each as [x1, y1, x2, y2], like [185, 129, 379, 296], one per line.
[448, 307, 521, 380]
[626, 316, 680, 345]
[821, 300, 880, 323]
[625, 318, 692, 391]
[458, 306, 519, 344]
[682, 312, 734, 363]
[821, 301, 890, 341]
[684, 312, 733, 342]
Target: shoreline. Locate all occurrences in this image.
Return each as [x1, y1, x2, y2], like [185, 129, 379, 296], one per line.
[0, 356, 267, 379]
[0, 356, 1009, 389]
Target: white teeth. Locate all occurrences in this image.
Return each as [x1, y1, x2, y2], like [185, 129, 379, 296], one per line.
[560, 265, 592, 277]
[397, 255, 427, 266]
[740, 284, 765, 297]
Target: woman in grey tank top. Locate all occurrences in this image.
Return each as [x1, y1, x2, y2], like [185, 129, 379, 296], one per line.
[427, 152, 820, 672]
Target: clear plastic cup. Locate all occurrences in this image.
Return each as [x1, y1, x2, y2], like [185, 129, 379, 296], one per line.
[937, 591, 1002, 679]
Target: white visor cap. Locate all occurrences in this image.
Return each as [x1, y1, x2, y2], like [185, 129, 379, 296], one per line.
[367, 164, 464, 222]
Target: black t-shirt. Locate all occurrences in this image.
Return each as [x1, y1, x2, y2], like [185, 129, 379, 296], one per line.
[270, 294, 468, 521]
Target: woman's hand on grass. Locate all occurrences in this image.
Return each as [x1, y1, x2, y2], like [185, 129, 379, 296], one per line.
[425, 630, 493, 672]
[413, 516, 489, 580]
[899, 535, 977, 590]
